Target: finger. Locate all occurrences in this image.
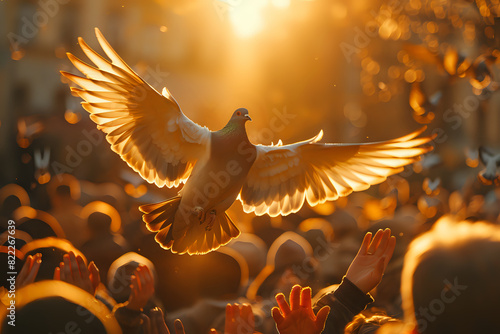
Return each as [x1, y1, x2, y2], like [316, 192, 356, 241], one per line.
[130, 275, 139, 297]
[63, 253, 73, 282]
[139, 265, 149, 290]
[290, 285, 301, 311]
[241, 304, 254, 327]
[225, 303, 233, 330]
[77, 255, 90, 279]
[68, 252, 80, 281]
[357, 232, 372, 256]
[232, 304, 241, 323]
[300, 286, 312, 310]
[26, 255, 35, 272]
[134, 267, 143, 291]
[53, 267, 61, 280]
[141, 313, 152, 334]
[19, 255, 36, 282]
[315, 306, 330, 330]
[367, 229, 383, 254]
[27, 253, 39, 272]
[143, 265, 155, 294]
[59, 262, 66, 281]
[241, 303, 253, 321]
[384, 236, 396, 268]
[89, 261, 101, 291]
[271, 307, 284, 325]
[275, 293, 291, 316]
[76, 256, 92, 293]
[17, 255, 32, 283]
[24, 254, 41, 284]
[33, 253, 42, 267]
[374, 229, 391, 256]
[151, 308, 168, 334]
[174, 319, 186, 334]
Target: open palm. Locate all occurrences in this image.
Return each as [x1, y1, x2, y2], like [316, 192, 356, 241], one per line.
[272, 285, 330, 334]
[345, 228, 396, 294]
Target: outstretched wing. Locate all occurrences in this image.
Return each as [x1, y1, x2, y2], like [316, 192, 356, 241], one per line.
[61, 28, 210, 188]
[239, 127, 434, 217]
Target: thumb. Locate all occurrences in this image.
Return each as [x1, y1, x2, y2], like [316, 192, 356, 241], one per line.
[315, 306, 330, 330]
[89, 261, 100, 289]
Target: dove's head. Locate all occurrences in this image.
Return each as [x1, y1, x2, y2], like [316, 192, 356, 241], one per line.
[230, 108, 252, 124]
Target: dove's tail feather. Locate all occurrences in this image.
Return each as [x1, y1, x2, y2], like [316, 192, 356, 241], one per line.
[140, 196, 182, 250]
[140, 197, 240, 255]
[171, 212, 240, 255]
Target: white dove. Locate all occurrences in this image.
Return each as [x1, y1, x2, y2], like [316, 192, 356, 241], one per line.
[61, 28, 434, 255]
[478, 146, 500, 185]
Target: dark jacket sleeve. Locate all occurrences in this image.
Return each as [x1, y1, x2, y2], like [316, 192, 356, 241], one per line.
[313, 277, 374, 334]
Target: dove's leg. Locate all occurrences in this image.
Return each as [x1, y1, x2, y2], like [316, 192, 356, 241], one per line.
[192, 206, 206, 223]
[205, 210, 216, 231]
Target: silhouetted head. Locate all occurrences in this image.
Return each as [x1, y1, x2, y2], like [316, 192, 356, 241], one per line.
[402, 216, 500, 334]
[0, 281, 121, 333]
[230, 108, 252, 123]
[107, 252, 157, 303]
[21, 237, 84, 282]
[246, 231, 317, 300]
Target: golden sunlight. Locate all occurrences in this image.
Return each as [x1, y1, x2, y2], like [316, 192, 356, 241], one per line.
[229, 0, 290, 38]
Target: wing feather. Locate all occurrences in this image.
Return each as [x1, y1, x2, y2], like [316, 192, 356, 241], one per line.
[239, 127, 434, 216]
[62, 28, 210, 188]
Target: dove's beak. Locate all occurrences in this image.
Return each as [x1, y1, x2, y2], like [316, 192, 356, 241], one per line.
[245, 115, 252, 122]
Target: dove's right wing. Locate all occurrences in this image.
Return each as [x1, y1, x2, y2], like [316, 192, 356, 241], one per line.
[61, 28, 210, 188]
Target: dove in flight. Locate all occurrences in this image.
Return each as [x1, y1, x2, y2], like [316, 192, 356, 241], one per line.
[478, 146, 500, 185]
[61, 28, 434, 255]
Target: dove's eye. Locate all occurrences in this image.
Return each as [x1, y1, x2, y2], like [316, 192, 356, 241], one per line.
[236, 111, 241, 116]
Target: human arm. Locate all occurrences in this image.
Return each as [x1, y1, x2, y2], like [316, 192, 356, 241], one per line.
[112, 265, 156, 332]
[313, 229, 396, 334]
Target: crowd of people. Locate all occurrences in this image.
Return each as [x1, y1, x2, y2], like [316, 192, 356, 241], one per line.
[1, 170, 499, 334]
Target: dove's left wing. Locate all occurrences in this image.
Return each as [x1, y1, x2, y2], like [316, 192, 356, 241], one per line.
[238, 127, 434, 217]
[61, 28, 210, 188]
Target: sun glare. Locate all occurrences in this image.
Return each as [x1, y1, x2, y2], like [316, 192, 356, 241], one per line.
[229, 0, 290, 38]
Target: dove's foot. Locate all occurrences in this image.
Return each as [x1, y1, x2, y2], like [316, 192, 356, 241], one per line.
[192, 206, 206, 223]
[205, 210, 216, 231]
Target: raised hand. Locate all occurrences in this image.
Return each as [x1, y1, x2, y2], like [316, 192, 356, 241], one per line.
[345, 228, 396, 294]
[16, 253, 42, 289]
[143, 307, 186, 334]
[224, 303, 255, 334]
[272, 285, 330, 334]
[53, 251, 100, 295]
[126, 264, 155, 312]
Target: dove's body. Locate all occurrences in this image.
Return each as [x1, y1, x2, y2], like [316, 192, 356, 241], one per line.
[62, 28, 435, 255]
[173, 115, 257, 240]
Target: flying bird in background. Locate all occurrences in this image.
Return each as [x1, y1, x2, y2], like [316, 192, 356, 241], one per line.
[478, 146, 500, 185]
[61, 28, 434, 255]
